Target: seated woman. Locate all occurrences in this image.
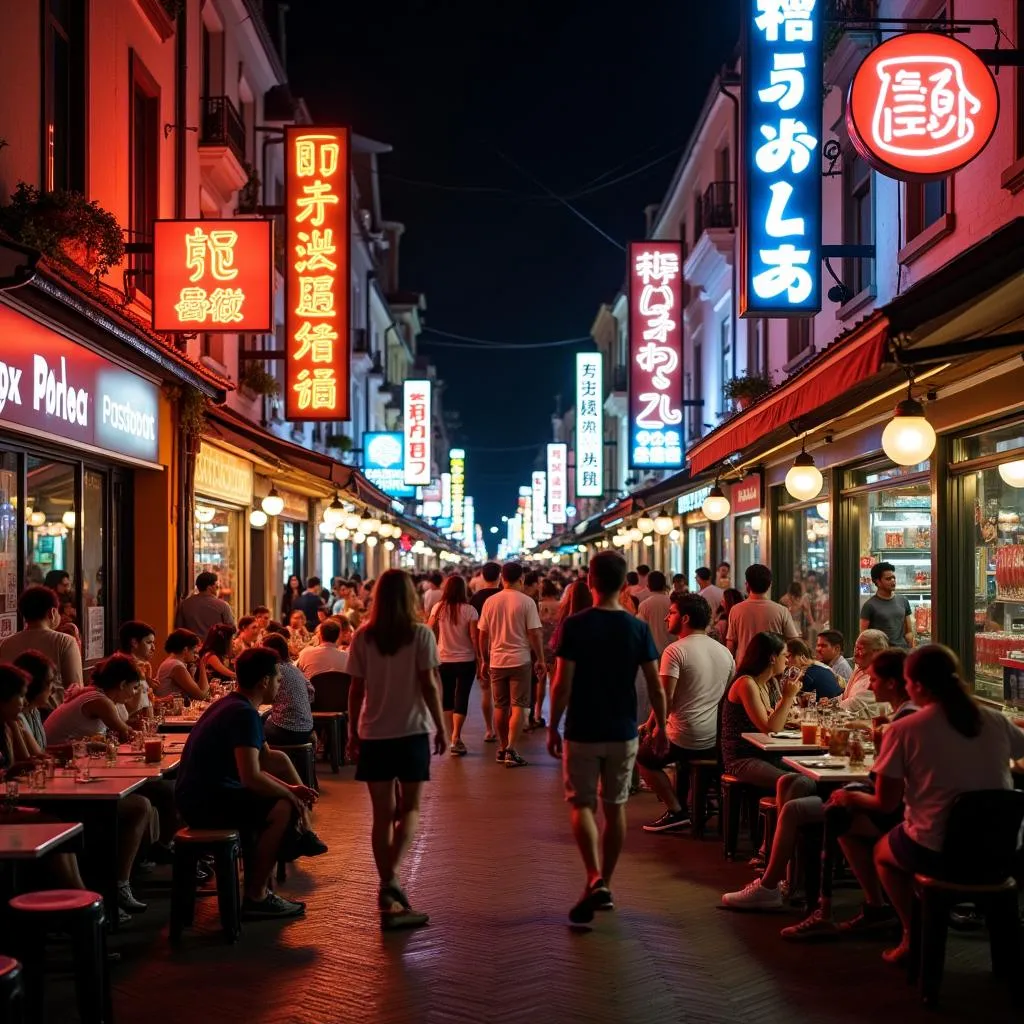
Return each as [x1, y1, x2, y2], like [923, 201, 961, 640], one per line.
[12, 649, 55, 752]
[153, 628, 210, 703]
[785, 637, 841, 699]
[261, 633, 316, 748]
[43, 654, 155, 918]
[199, 623, 236, 685]
[840, 644, 1024, 964]
[287, 610, 312, 657]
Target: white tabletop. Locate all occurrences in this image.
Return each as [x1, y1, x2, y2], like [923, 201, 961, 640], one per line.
[782, 754, 875, 784]
[118, 739, 185, 756]
[741, 731, 827, 753]
[0, 822, 83, 859]
[16, 776, 148, 801]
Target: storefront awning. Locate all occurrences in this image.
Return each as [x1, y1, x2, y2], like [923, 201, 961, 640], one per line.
[686, 311, 890, 476]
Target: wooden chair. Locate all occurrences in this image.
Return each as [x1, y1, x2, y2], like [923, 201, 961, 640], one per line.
[310, 672, 350, 773]
[907, 789, 1024, 1009]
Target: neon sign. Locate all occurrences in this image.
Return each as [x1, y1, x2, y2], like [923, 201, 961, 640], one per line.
[449, 449, 465, 537]
[741, 0, 822, 316]
[402, 380, 431, 486]
[285, 126, 350, 421]
[546, 442, 568, 525]
[575, 352, 603, 498]
[363, 432, 415, 498]
[628, 242, 683, 469]
[847, 32, 998, 181]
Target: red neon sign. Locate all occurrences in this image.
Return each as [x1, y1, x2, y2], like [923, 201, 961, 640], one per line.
[151, 219, 274, 333]
[847, 33, 998, 181]
[285, 126, 351, 421]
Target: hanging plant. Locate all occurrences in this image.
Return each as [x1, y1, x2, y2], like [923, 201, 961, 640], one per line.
[236, 163, 261, 214]
[0, 182, 125, 277]
[238, 361, 280, 398]
[178, 386, 207, 438]
[723, 372, 773, 409]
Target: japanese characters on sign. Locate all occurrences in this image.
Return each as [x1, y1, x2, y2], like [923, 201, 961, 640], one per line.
[463, 496, 475, 552]
[152, 220, 274, 333]
[402, 380, 432, 486]
[363, 432, 415, 498]
[546, 443, 568, 525]
[519, 486, 533, 549]
[741, 0, 822, 316]
[449, 449, 466, 538]
[575, 353, 603, 498]
[847, 32, 999, 181]
[532, 471, 550, 540]
[285, 126, 350, 421]
[628, 243, 683, 469]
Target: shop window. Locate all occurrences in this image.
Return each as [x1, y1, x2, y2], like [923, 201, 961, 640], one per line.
[194, 504, 242, 619]
[747, 319, 768, 378]
[735, 512, 763, 585]
[43, 0, 86, 193]
[0, 453, 17, 640]
[129, 51, 160, 297]
[842, 151, 872, 299]
[906, 179, 948, 243]
[81, 470, 106, 662]
[720, 317, 733, 412]
[26, 455, 77, 598]
[787, 319, 812, 364]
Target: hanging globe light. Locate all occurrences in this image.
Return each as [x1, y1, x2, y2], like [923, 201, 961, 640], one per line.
[353, 531, 366, 544]
[323, 495, 346, 529]
[383, 540, 395, 551]
[881, 393, 936, 467]
[366, 518, 382, 534]
[642, 535, 654, 547]
[194, 505, 216, 524]
[998, 460, 1024, 488]
[29, 510, 47, 528]
[366, 535, 378, 547]
[669, 528, 681, 541]
[637, 515, 656, 534]
[343, 513, 361, 531]
[785, 447, 823, 501]
[816, 501, 830, 521]
[653, 513, 674, 535]
[61, 510, 76, 529]
[628, 527, 643, 543]
[358, 518, 374, 533]
[751, 514, 762, 531]
[261, 486, 284, 517]
[702, 485, 730, 522]
[317, 521, 334, 536]
[249, 509, 268, 528]
[335, 527, 351, 541]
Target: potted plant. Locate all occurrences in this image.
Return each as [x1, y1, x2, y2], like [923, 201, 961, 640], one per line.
[0, 182, 124, 277]
[236, 163, 261, 214]
[238, 361, 280, 400]
[723, 372, 773, 410]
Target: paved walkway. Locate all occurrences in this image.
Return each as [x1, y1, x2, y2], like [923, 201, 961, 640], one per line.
[50, 720, 1021, 1023]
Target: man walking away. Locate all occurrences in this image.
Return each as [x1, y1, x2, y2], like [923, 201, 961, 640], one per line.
[470, 561, 502, 742]
[629, 564, 651, 605]
[637, 571, 673, 654]
[695, 567, 724, 618]
[478, 563, 545, 767]
[548, 552, 667, 925]
[726, 564, 799, 664]
[174, 572, 235, 640]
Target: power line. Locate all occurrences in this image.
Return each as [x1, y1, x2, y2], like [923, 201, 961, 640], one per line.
[420, 327, 593, 350]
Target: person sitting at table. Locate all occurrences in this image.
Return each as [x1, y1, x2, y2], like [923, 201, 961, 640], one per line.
[296, 619, 349, 680]
[232, 616, 262, 659]
[41, 654, 155, 918]
[785, 638, 842, 700]
[781, 648, 915, 939]
[830, 644, 1024, 965]
[174, 646, 326, 920]
[287, 610, 312, 658]
[330, 616, 354, 650]
[838, 629, 889, 717]
[153, 629, 210, 702]
[261, 633, 316, 748]
[199, 623, 236, 684]
[118, 621, 159, 724]
[12, 650, 55, 752]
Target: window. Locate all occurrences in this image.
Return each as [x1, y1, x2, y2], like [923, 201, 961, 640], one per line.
[906, 178, 948, 242]
[690, 339, 703, 440]
[787, 318, 812, 363]
[747, 318, 768, 377]
[843, 152, 872, 297]
[128, 52, 159, 297]
[720, 316, 733, 410]
[43, 0, 86, 192]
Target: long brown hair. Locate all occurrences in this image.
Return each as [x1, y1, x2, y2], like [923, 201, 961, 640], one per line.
[438, 574, 468, 627]
[905, 644, 981, 738]
[362, 569, 420, 656]
[552, 579, 593, 652]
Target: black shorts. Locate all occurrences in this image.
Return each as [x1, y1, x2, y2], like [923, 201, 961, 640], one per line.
[178, 787, 279, 835]
[635, 736, 717, 772]
[438, 660, 476, 715]
[355, 734, 431, 783]
[886, 823, 947, 877]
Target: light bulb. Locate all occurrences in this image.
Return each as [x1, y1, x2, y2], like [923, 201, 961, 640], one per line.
[318, 521, 334, 536]
[751, 514, 762, 531]
[323, 496, 346, 529]
[61, 510, 76, 529]
[335, 527, 351, 541]
[816, 501, 830, 521]
[785, 451, 823, 501]
[366, 518, 382, 534]
[249, 509, 268, 528]
[366, 535, 378, 547]
[881, 398, 936, 467]
[998, 460, 1024, 488]
[29, 510, 46, 527]
[353, 531, 366, 544]
[637, 516, 655, 534]
[384, 540, 395, 551]
[194, 505, 216, 524]
[628, 527, 643, 543]
[669, 529, 680, 541]
[343, 514, 361, 531]
[261, 487, 284, 517]
[358, 518, 374, 533]
[642, 535, 654, 547]
[702, 486, 730, 521]
[653, 514, 674, 535]
[611, 535, 623, 547]
[577, 545, 587, 554]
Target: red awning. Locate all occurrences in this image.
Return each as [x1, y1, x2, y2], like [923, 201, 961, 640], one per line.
[687, 313, 889, 475]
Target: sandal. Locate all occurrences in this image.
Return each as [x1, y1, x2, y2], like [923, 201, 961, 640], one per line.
[483, 733, 498, 743]
[379, 884, 428, 930]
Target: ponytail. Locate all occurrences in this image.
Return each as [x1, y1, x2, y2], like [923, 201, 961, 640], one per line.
[91, 653, 141, 693]
[905, 644, 981, 738]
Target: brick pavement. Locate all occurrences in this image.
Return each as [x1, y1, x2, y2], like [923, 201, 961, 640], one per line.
[46, 720, 1022, 1023]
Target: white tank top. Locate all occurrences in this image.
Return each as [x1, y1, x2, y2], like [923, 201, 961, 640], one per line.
[43, 687, 108, 743]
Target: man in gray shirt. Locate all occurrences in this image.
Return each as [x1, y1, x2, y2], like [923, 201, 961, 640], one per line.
[726, 564, 799, 665]
[859, 562, 913, 650]
[175, 572, 235, 639]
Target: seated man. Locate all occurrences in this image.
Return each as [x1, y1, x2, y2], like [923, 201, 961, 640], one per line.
[233, 615, 263, 658]
[174, 647, 327, 920]
[296, 619, 349, 679]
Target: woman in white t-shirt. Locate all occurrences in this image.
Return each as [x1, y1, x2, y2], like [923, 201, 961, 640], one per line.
[347, 569, 446, 931]
[863, 644, 1024, 965]
[427, 575, 480, 757]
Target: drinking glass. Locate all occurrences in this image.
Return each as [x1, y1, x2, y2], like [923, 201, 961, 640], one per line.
[5, 777, 20, 806]
[44, 756, 56, 781]
[32, 765, 47, 791]
[105, 738, 119, 766]
[131, 731, 146, 761]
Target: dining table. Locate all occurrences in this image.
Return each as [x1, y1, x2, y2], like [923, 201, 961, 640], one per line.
[782, 754, 875, 786]
[741, 731, 827, 754]
[0, 821, 84, 860]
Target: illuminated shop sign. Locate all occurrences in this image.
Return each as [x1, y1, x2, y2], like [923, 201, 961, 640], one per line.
[628, 242, 683, 469]
[402, 380, 432, 486]
[546, 443, 568, 524]
[363, 432, 415, 498]
[575, 353, 603, 498]
[285, 126, 350, 421]
[449, 449, 465, 537]
[847, 32, 999, 181]
[741, 0, 823, 316]
[152, 219, 274, 333]
[532, 471, 550, 540]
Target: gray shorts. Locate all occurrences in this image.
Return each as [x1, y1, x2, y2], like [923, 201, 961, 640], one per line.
[563, 738, 639, 808]
[490, 663, 532, 709]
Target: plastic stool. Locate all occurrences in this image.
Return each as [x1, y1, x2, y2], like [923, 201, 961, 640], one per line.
[170, 828, 241, 944]
[0, 955, 24, 1024]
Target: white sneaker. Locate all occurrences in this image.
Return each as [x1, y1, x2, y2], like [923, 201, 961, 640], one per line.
[722, 877, 783, 910]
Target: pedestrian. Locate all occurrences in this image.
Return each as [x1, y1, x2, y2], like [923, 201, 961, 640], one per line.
[694, 567, 725, 617]
[346, 570, 447, 930]
[636, 571, 672, 655]
[477, 562, 546, 767]
[470, 561, 503, 742]
[281, 575, 303, 621]
[427, 575, 479, 756]
[725, 564, 799, 664]
[175, 571, 235, 639]
[289, 577, 325, 632]
[547, 551, 667, 925]
[629, 564, 651, 604]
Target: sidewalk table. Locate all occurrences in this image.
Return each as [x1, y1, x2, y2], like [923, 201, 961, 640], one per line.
[782, 755, 875, 787]
[16, 776, 148, 929]
[119, 739, 186, 756]
[741, 731, 827, 754]
[0, 822, 83, 860]
[93, 755, 180, 778]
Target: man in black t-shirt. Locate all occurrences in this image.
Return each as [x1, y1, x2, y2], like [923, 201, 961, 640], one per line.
[548, 552, 667, 925]
[470, 561, 502, 742]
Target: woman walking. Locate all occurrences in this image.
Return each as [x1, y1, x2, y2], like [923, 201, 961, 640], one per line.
[427, 575, 479, 756]
[281, 575, 303, 621]
[347, 570, 447, 929]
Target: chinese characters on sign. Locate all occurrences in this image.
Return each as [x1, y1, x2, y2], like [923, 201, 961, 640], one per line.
[519, 486, 534, 550]
[546, 443, 568, 525]
[532, 472, 550, 541]
[628, 243, 683, 469]
[402, 380, 432, 486]
[742, 0, 822, 315]
[847, 33, 999, 181]
[449, 449, 466, 538]
[152, 220, 273, 333]
[575, 353, 603, 498]
[285, 127, 350, 421]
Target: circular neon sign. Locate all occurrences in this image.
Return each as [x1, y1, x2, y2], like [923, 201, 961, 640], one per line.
[846, 33, 998, 181]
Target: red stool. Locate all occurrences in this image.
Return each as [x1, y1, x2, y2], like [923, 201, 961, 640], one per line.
[0, 955, 24, 1024]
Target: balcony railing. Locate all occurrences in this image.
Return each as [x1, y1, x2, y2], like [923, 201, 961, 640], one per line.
[700, 181, 735, 232]
[201, 95, 246, 165]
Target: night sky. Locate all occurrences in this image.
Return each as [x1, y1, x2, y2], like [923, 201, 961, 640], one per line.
[288, 0, 742, 547]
